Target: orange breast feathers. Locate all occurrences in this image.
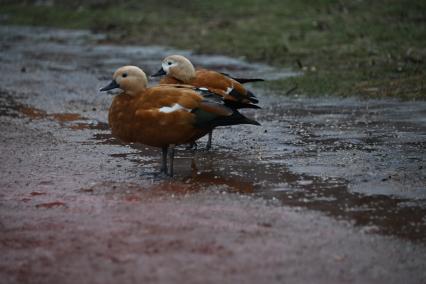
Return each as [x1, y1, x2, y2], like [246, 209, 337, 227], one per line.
[108, 87, 206, 148]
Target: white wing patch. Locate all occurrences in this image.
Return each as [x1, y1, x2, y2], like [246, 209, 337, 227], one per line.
[159, 103, 191, 113]
[225, 87, 233, 94]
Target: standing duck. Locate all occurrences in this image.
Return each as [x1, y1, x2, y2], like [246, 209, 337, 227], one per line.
[151, 55, 262, 149]
[100, 66, 260, 176]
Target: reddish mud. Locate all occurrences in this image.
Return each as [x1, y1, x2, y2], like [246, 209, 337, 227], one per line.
[0, 26, 425, 284]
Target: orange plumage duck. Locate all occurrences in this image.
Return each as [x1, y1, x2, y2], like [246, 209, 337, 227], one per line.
[100, 66, 260, 176]
[151, 55, 263, 149]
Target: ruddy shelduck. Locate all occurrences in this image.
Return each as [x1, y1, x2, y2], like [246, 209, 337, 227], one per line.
[100, 66, 260, 176]
[151, 55, 263, 149]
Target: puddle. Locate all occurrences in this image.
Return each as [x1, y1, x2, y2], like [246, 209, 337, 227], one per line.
[0, 25, 425, 244]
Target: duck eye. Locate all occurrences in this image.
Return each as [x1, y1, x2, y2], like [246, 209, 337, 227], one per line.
[167, 62, 172, 66]
[122, 73, 128, 78]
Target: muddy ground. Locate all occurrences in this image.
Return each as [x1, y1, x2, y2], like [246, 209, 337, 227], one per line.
[0, 26, 425, 283]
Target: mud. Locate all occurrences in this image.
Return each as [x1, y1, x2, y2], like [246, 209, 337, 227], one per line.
[0, 26, 426, 283]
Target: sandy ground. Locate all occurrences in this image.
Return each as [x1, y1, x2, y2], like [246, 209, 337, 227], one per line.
[0, 26, 425, 283]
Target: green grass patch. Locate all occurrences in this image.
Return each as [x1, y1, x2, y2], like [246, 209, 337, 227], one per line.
[1, 0, 425, 99]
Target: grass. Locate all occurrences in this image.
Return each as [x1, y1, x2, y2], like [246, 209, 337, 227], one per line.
[1, 0, 425, 99]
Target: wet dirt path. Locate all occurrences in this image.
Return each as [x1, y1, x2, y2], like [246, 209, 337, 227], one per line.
[1, 26, 425, 283]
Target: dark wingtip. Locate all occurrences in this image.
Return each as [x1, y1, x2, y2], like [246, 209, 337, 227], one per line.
[246, 91, 259, 104]
[245, 104, 261, 109]
[219, 72, 265, 84]
[239, 111, 261, 126]
[249, 98, 259, 104]
[235, 78, 265, 84]
[229, 88, 259, 105]
[248, 119, 261, 126]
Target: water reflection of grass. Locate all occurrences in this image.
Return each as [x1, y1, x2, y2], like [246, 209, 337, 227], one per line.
[1, 0, 425, 99]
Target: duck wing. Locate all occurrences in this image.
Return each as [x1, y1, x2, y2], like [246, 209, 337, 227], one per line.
[189, 86, 261, 128]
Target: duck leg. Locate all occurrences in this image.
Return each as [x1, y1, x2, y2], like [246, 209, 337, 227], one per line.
[160, 146, 168, 174]
[168, 145, 175, 177]
[206, 130, 213, 150]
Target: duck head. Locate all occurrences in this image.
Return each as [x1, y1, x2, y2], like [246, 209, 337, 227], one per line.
[151, 55, 196, 83]
[100, 65, 148, 96]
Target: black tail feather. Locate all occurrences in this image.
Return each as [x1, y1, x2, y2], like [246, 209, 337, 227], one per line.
[220, 72, 265, 84]
[232, 77, 265, 84]
[209, 110, 261, 128]
[229, 88, 259, 105]
[246, 90, 259, 104]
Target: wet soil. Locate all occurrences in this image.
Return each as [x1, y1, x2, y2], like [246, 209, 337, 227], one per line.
[0, 26, 425, 283]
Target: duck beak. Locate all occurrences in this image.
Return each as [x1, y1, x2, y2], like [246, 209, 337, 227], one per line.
[100, 80, 120, 92]
[151, 68, 166, 77]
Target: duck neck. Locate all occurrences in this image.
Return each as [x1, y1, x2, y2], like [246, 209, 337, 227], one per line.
[120, 76, 148, 96]
[124, 85, 145, 96]
[173, 64, 196, 83]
